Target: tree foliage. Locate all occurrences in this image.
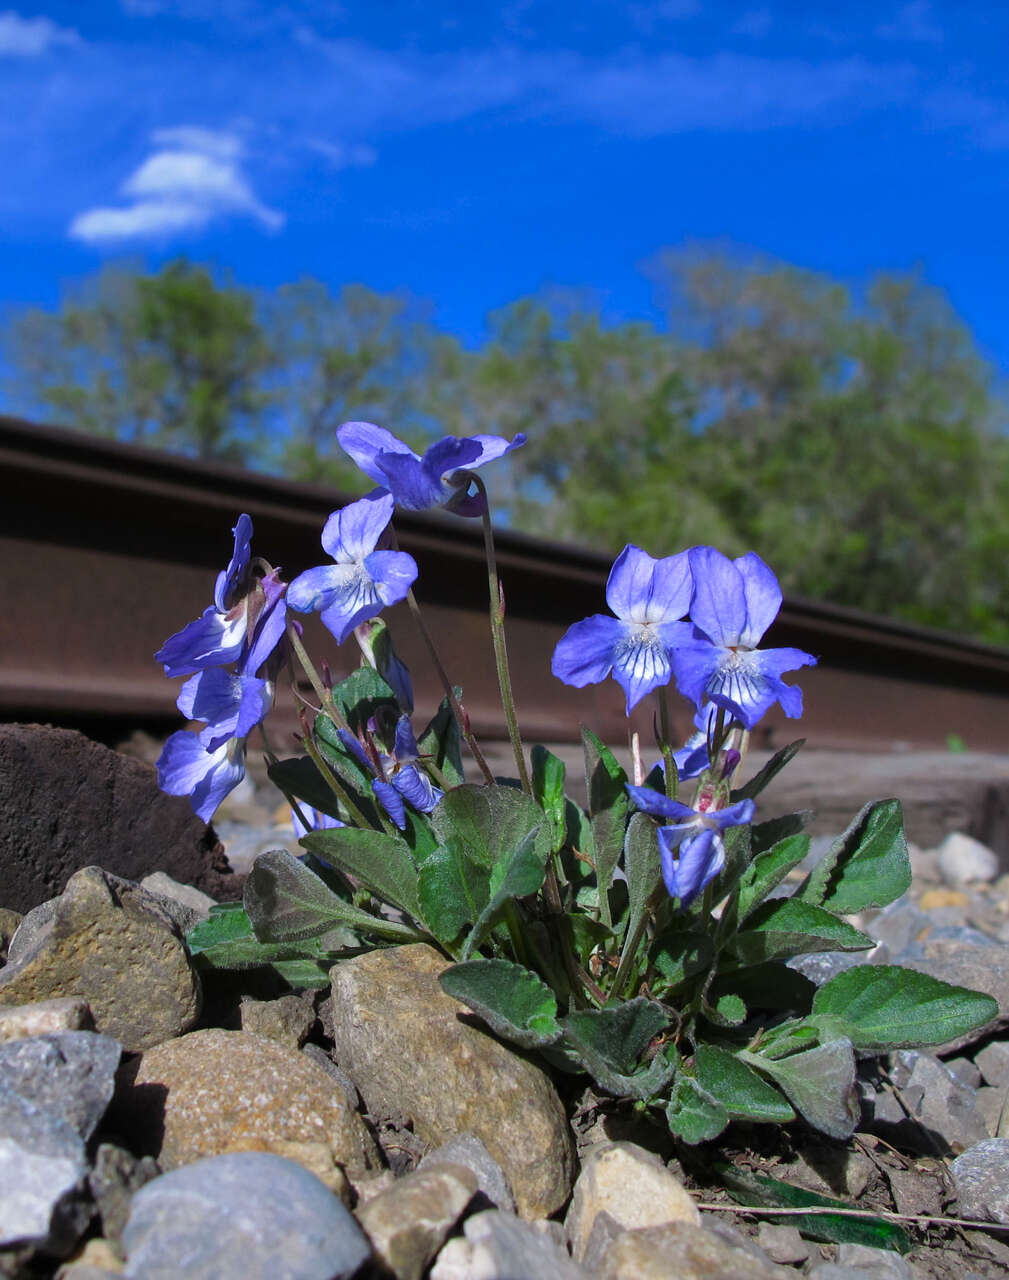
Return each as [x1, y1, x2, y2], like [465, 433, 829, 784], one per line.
[5, 247, 1009, 641]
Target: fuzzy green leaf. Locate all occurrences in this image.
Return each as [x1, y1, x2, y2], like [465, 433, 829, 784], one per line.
[740, 1038, 860, 1139]
[623, 811, 662, 948]
[562, 998, 676, 1099]
[531, 745, 568, 852]
[431, 784, 548, 872]
[461, 827, 545, 960]
[416, 838, 491, 945]
[811, 964, 1000, 1052]
[796, 799, 910, 914]
[244, 849, 422, 945]
[582, 727, 628, 927]
[666, 1075, 729, 1144]
[731, 739, 805, 801]
[736, 834, 811, 925]
[728, 899, 874, 968]
[301, 826, 423, 921]
[439, 958, 562, 1049]
[694, 1045, 795, 1123]
[330, 667, 399, 734]
[417, 695, 465, 788]
[750, 811, 814, 856]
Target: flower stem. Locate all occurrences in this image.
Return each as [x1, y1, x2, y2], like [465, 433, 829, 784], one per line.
[657, 686, 678, 801]
[609, 884, 664, 1003]
[299, 721, 375, 831]
[470, 475, 531, 796]
[286, 623, 351, 735]
[405, 589, 495, 786]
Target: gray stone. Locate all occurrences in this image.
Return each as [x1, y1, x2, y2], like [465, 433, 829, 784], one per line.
[139, 872, 216, 924]
[430, 1209, 589, 1280]
[0, 867, 201, 1053]
[421, 1132, 516, 1212]
[329, 944, 575, 1218]
[951, 1137, 1009, 1224]
[0, 1086, 90, 1257]
[0, 909, 21, 963]
[877, 1050, 990, 1154]
[787, 949, 874, 985]
[596, 1220, 792, 1279]
[973, 1084, 1008, 1137]
[115, 1029, 378, 1177]
[837, 1243, 915, 1278]
[938, 832, 1000, 885]
[121, 1151, 372, 1279]
[975, 1040, 1009, 1088]
[756, 1222, 810, 1263]
[88, 1143, 159, 1242]
[0, 997, 92, 1042]
[239, 993, 314, 1049]
[300, 1043, 360, 1108]
[0, 1031, 121, 1141]
[355, 1162, 477, 1280]
[946, 1056, 983, 1089]
[564, 1140, 699, 1262]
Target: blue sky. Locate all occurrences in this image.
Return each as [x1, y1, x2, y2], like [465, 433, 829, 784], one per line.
[3, 0, 1009, 369]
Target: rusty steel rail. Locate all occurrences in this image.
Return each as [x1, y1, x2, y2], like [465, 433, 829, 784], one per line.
[3, 412, 1009, 754]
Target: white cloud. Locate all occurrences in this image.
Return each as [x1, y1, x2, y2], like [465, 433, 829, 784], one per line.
[305, 138, 377, 168]
[68, 128, 283, 245]
[0, 10, 79, 55]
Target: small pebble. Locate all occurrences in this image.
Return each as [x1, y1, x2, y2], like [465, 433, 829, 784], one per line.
[937, 833, 1000, 886]
[951, 1137, 1009, 1224]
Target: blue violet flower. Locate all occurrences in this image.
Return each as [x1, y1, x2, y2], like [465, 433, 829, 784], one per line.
[338, 714, 443, 830]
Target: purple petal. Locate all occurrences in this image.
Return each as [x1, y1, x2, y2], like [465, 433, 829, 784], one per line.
[321, 491, 395, 563]
[734, 552, 782, 648]
[363, 550, 419, 606]
[292, 807, 345, 839]
[711, 798, 756, 830]
[671, 734, 709, 781]
[703, 646, 817, 730]
[178, 666, 266, 739]
[611, 626, 673, 713]
[372, 450, 445, 510]
[240, 570, 288, 676]
[446, 432, 525, 469]
[287, 564, 348, 614]
[392, 714, 420, 762]
[660, 827, 725, 906]
[155, 604, 248, 678]
[626, 785, 697, 822]
[687, 546, 747, 647]
[337, 729, 375, 776]
[338, 421, 415, 486]
[157, 732, 246, 823]
[422, 435, 484, 483]
[373, 779, 407, 829]
[671, 642, 722, 710]
[606, 545, 691, 626]
[551, 614, 623, 688]
[213, 514, 254, 613]
[392, 765, 442, 813]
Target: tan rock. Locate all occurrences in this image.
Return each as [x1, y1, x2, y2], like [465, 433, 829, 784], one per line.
[356, 1163, 477, 1280]
[0, 867, 200, 1052]
[116, 1029, 378, 1176]
[239, 993, 314, 1049]
[55, 1237, 124, 1276]
[0, 996, 93, 1041]
[329, 943, 575, 1218]
[565, 1141, 699, 1261]
[598, 1221, 793, 1279]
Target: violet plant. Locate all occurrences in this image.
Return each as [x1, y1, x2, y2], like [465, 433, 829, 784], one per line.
[161, 424, 997, 1147]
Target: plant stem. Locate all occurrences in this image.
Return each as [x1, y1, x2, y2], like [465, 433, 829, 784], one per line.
[657, 686, 678, 800]
[405, 589, 495, 786]
[471, 474, 531, 795]
[286, 623, 351, 734]
[299, 726, 375, 831]
[609, 885, 663, 1003]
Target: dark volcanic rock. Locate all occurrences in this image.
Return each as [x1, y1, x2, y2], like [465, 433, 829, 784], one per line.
[0, 724, 238, 912]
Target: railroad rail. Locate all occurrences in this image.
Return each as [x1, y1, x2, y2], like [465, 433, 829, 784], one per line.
[3, 412, 1009, 754]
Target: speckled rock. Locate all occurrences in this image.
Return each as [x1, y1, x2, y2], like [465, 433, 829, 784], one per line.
[329, 944, 575, 1218]
[937, 832, 1000, 886]
[0, 997, 93, 1042]
[951, 1137, 1009, 1224]
[114, 1029, 378, 1177]
[356, 1162, 476, 1280]
[0, 867, 200, 1053]
[239, 993, 314, 1049]
[0, 1031, 121, 1141]
[420, 1132, 515, 1212]
[431, 1210, 590, 1279]
[597, 1221, 793, 1279]
[564, 1141, 699, 1262]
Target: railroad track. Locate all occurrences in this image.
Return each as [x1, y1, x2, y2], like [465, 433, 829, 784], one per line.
[4, 412, 1009, 756]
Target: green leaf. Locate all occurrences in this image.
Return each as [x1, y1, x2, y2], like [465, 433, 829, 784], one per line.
[731, 739, 805, 802]
[716, 1166, 911, 1254]
[186, 902, 351, 970]
[666, 1075, 729, 1144]
[810, 964, 1000, 1052]
[439, 958, 562, 1049]
[302, 826, 423, 921]
[708, 963, 815, 1016]
[417, 695, 465, 788]
[267, 756, 345, 823]
[561, 998, 676, 1099]
[330, 666, 399, 735]
[431, 784, 548, 872]
[244, 849, 422, 945]
[694, 1045, 795, 1123]
[750, 811, 813, 856]
[740, 1038, 860, 1139]
[582, 727, 628, 928]
[796, 799, 911, 914]
[736, 834, 811, 925]
[566, 913, 616, 966]
[701, 993, 748, 1028]
[728, 899, 874, 968]
[270, 957, 334, 989]
[650, 927, 713, 994]
[531, 745, 567, 852]
[623, 812, 662, 948]
[462, 828, 546, 960]
[416, 838, 490, 945]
